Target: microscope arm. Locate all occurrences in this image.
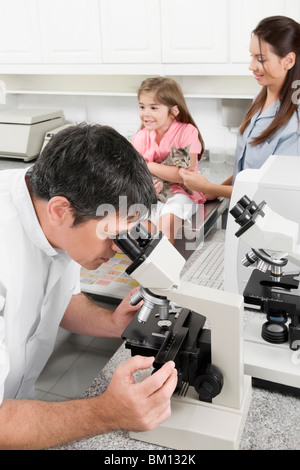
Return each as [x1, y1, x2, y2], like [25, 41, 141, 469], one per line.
[286, 246, 300, 269]
[149, 282, 244, 410]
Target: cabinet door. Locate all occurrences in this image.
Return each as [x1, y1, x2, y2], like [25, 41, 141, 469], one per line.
[161, 0, 228, 63]
[0, 0, 41, 63]
[230, 0, 300, 63]
[39, 0, 102, 63]
[100, 0, 161, 63]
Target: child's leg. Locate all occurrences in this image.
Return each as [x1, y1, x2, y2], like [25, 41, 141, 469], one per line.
[157, 194, 197, 245]
[157, 212, 183, 245]
[143, 201, 164, 236]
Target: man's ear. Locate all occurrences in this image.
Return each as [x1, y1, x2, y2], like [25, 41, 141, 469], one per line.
[47, 196, 73, 226]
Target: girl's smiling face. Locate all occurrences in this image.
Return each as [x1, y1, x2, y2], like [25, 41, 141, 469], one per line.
[138, 92, 178, 134]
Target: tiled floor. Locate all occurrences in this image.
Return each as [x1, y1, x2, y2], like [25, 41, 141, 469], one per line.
[35, 324, 123, 402]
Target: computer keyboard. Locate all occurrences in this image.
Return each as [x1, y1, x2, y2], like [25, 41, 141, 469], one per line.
[181, 242, 224, 290]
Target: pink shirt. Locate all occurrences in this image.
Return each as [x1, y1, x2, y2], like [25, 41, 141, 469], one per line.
[132, 121, 206, 203]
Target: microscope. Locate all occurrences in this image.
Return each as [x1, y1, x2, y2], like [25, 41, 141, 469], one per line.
[115, 225, 251, 450]
[230, 195, 300, 393]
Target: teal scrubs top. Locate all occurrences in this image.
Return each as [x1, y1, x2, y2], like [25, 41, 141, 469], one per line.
[233, 101, 300, 181]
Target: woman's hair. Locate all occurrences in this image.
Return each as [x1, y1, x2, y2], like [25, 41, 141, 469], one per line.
[240, 16, 300, 146]
[138, 76, 205, 158]
[30, 123, 157, 226]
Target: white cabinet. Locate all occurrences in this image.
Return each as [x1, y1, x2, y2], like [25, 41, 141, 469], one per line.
[0, 0, 101, 65]
[1, 0, 300, 80]
[0, 0, 41, 63]
[39, 0, 102, 63]
[161, 0, 228, 63]
[230, 0, 300, 63]
[100, 0, 161, 63]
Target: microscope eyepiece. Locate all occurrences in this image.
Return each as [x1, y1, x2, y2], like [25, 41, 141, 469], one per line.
[237, 195, 258, 214]
[115, 224, 154, 261]
[134, 223, 153, 247]
[230, 195, 266, 237]
[115, 232, 142, 261]
[230, 203, 252, 227]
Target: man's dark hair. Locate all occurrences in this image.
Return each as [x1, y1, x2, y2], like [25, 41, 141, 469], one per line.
[30, 123, 157, 225]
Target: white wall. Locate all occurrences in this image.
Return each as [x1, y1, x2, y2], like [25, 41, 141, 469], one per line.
[13, 92, 239, 158]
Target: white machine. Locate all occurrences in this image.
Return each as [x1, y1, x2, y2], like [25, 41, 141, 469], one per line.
[40, 123, 73, 153]
[115, 227, 252, 450]
[224, 155, 300, 391]
[0, 109, 64, 161]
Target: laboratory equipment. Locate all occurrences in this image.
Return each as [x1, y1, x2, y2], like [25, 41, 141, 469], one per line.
[115, 226, 251, 450]
[224, 155, 300, 392]
[0, 109, 64, 161]
[224, 155, 300, 295]
[40, 123, 72, 152]
[229, 193, 300, 392]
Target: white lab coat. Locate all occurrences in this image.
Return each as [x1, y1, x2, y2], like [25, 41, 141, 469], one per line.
[0, 169, 81, 402]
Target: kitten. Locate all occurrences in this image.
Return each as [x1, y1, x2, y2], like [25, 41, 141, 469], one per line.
[155, 145, 193, 203]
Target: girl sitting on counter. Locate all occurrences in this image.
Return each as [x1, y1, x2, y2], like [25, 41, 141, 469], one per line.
[132, 76, 206, 244]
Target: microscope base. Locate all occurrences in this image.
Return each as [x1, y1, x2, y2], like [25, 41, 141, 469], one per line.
[244, 318, 300, 391]
[130, 374, 252, 450]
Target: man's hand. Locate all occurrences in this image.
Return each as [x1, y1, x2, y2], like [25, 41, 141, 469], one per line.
[111, 288, 142, 335]
[0, 356, 177, 449]
[100, 355, 178, 431]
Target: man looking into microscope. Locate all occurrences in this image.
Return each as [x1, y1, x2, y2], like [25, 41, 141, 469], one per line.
[0, 124, 177, 449]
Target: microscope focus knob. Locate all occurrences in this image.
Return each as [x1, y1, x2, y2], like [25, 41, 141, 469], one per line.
[193, 364, 224, 402]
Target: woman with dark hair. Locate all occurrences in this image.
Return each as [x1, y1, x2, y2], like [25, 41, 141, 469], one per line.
[180, 15, 300, 200]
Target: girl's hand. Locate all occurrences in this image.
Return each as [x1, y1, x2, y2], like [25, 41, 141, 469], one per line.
[153, 178, 163, 195]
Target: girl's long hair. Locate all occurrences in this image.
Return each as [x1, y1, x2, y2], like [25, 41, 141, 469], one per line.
[137, 76, 205, 158]
[240, 16, 300, 146]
